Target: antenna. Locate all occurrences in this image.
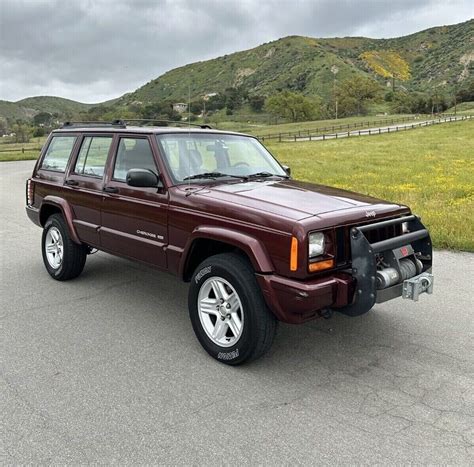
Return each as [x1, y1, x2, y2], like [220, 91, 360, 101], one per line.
[188, 82, 191, 128]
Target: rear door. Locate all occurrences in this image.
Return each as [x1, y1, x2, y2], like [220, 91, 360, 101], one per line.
[100, 135, 168, 269]
[63, 133, 114, 246]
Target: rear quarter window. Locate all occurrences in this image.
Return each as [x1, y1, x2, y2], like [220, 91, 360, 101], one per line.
[41, 136, 77, 172]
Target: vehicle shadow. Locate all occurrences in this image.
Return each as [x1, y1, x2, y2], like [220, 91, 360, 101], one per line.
[82, 252, 415, 377]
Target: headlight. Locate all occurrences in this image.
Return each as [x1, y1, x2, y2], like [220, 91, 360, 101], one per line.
[309, 232, 325, 257]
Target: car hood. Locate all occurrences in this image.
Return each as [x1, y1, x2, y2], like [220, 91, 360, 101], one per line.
[194, 179, 406, 221]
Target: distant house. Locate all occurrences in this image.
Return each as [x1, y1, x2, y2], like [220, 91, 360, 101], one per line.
[203, 93, 218, 101]
[173, 103, 188, 113]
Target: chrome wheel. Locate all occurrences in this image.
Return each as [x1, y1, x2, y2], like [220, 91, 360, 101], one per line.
[45, 226, 63, 269]
[197, 276, 244, 347]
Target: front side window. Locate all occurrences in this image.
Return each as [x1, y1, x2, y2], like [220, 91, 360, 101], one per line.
[113, 137, 157, 181]
[156, 133, 286, 183]
[41, 136, 76, 172]
[74, 136, 113, 177]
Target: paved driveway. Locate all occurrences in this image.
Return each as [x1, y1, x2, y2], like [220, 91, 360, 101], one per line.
[1, 160, 473, 464]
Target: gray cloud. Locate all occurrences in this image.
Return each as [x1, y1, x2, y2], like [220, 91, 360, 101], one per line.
[0, 0, 472, 102]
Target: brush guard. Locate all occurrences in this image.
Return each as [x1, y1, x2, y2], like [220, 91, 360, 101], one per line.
[338, 214, 433, 317]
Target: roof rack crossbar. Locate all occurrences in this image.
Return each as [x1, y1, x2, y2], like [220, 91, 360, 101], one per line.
[61, 120, 126, 129]
[123, 118, 212, 129]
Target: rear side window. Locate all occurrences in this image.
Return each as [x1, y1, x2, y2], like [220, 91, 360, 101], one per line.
[113, 137, 157, 181]
[41, 136, 76, 172]
[74, 136, 113, 178]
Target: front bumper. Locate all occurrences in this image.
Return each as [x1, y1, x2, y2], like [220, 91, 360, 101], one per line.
[257, 214, 433, 324]
[256, 272, 355, 324]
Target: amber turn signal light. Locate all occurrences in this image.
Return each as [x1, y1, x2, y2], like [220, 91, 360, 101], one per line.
[308, 258, 334, 272]
[290, 237, 298, 271]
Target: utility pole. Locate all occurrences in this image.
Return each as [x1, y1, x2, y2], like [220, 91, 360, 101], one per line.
[331, 65, 339, 120]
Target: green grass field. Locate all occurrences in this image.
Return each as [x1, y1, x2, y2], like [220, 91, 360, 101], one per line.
[1, 120, 472, 251]
[267, 119, 474, 251]
[0, 136, 45, 161]
[217, 114, 419, 136]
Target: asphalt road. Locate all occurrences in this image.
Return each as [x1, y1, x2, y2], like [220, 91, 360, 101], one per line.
[1, 160, 473, 464]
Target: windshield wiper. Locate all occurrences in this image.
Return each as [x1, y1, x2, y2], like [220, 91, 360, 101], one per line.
[247, 171, 289, 179]
[183, 172, 248, 181]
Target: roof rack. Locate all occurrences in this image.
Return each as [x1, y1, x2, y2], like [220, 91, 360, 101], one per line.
[61, 120, 126, 129]
[60, 119, 213, 130]
[124, 118, 212, 129]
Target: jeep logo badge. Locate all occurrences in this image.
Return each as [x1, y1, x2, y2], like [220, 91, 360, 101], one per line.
[365, 210, 376, 218]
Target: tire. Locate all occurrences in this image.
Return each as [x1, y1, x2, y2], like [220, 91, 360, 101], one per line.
[41, 213, 87, 281]
[188, 252, 277, 365]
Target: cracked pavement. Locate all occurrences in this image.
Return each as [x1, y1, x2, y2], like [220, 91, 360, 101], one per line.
[1, 160, 473, 464]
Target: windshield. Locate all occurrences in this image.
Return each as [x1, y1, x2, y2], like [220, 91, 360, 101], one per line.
[156, 133, 287, 183]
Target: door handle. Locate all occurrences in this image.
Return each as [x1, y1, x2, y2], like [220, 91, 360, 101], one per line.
[65, 179, 79, 186]
[103, 186, 119, 193]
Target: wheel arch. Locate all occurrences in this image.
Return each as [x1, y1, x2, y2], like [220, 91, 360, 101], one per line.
[180, 226, 274, 281]
[39, 196, 81, 244]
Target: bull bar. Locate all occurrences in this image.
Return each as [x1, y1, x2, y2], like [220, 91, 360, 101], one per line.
[338, 215, 433, 317]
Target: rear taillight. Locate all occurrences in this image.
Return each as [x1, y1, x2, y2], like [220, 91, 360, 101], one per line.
[26, 179, 34, 205]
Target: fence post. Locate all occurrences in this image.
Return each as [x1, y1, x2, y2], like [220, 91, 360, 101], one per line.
[279, 133, 281, 143]
[369, 129, 371, 135]
[309, 135, 312, 141]
[379, 128, 381, 134]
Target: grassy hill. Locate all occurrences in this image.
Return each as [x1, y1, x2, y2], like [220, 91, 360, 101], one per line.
[0, 96, 92, 123]
[120, 19, 473, 105]
[1, 19, 472, 121]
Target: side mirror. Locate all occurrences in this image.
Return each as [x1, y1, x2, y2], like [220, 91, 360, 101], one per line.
[282, 165, 291, 176]
[126, 168, 162, 188]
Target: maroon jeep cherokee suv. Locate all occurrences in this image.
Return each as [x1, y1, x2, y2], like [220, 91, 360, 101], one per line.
[26, 121, 434, 364]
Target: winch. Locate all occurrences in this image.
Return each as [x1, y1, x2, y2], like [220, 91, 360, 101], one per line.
[376, 245, 423, 290]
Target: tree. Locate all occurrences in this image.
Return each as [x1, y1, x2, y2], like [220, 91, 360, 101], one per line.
[140, 101, 181, 121]
[264, 91, 319, 122]
[336, 76, 382, 116]
[12, 122, 31, 143]
[248, 95, 265, 112]
[189, 100, 204, 115]
[455, 79, 474, 103]
[0, 117, 7, 136]
[389, 92, 414, 114]
[33, 112, 53, 127]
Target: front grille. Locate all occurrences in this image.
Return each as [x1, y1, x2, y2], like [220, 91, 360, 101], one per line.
[335, 227, 350, 265]
[365, 223, 402, 244]
[336, 218, 403, 265]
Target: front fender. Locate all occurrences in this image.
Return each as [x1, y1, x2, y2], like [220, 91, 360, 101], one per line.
[40, 196, 81, 244]
[179, 225, 274, 277]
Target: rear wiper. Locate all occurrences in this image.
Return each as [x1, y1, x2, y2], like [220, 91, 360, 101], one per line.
[183, 172, 248, 181]
[247, 171, 290, 179]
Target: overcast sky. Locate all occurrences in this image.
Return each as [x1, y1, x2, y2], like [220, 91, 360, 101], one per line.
[0, 0, 472, 103]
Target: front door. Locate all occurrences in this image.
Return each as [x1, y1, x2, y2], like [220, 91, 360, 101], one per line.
[63, 134, 114, 246]
[100, 135, 168, 269]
